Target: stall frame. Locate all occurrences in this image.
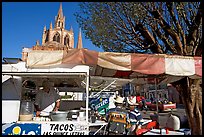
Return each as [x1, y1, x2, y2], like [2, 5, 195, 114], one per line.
[2, 63, 96, 135]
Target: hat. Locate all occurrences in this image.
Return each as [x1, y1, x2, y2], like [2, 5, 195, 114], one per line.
[114, 96, 124, 104]
[167, 83, 172, 87]
[127, 96, 139, 105]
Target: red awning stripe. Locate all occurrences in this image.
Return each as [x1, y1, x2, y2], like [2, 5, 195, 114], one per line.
[194, 57, 202, 77]
[131, 53, 165, 75]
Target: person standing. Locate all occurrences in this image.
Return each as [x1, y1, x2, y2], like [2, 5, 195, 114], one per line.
[127, 96, 143, 135]
[141, 96, 147, 111]
[150, 96, 154, 103]
[105, 96, 130, 135]
[34, 80, 61, 117]
[167, 83, 180, 103]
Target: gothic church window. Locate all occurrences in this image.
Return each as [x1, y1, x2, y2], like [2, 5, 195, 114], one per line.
[53, 32, 60, 43]
[45, 34, 49, 43]
[64, 35, 69, 46]
[58, 21, 60, 27]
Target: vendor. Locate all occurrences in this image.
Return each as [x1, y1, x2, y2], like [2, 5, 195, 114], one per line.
[34, 80, 61, 117]
[127, 96, 143, 135]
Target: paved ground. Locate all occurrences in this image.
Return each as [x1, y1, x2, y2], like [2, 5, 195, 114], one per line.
[139, 104, 189, 128]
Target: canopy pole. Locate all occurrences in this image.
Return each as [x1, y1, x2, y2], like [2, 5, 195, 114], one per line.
[155, 77, 159, 114]
[90, 80, 116, 98]
[154, 77, 160, 129]
[86, 73, 89, 123]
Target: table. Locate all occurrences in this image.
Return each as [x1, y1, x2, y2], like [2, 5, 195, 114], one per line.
[88, 120, 108, 135]
[143, 129, 184, 135]
[150, 103, 176, 111]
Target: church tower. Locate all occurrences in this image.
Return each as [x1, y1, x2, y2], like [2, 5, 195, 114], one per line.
[55, 3, 65, 29]
[22, 3, 83, 61]
[76, 28, 83, 49]
[40, 3, 74, 49]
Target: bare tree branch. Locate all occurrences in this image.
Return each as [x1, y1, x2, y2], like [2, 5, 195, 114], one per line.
[150, 23, 176, 53]
[166, 2, 187, 55]
[151, 10, 184, 54]
[187, 3, 202, 56]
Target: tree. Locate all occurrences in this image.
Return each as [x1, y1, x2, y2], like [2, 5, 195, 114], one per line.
[75, 2, 202, 134]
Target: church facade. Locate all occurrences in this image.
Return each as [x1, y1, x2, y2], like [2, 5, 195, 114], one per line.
[22, 3, 83, 61]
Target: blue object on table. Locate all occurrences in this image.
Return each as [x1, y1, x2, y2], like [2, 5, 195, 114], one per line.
[179, 128, 191, 135]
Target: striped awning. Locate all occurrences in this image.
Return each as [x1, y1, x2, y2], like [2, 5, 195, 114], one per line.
[26, 49, 202, 80]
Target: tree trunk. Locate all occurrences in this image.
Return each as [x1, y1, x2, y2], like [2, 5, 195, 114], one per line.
[172, 77, 202, 135]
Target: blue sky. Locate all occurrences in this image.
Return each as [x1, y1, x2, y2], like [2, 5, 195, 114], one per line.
[2, 2, 103, 60]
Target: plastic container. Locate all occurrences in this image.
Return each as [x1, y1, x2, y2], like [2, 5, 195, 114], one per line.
[78, 111, 86, 121]
[19, 100, 34, 121]
[166, 114, 180, 130]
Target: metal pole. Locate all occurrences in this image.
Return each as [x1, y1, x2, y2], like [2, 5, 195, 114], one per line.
[90, 80, 116, 98]
[154, 77, 160, 129]
[86, 73, 89, 123]
[155, 78, 159, 113]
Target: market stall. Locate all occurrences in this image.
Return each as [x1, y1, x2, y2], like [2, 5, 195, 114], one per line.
[2, 62, 97, 135]
[2, 49, 202, 135]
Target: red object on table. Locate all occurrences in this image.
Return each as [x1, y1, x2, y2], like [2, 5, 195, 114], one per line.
[136, 129, 148, 135]
[135, 121, 157, 135]
[166, 128, 169, 134]
[165, 127, 174, 131]
[149, 103, 176, 111]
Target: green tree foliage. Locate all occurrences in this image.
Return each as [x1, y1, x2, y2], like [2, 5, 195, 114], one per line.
[75, 2, 202, 135]
[75, 2, 202, 56]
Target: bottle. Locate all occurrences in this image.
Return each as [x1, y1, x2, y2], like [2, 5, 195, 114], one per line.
[19, 100, 34, 121]
[90, 110, 96, 123]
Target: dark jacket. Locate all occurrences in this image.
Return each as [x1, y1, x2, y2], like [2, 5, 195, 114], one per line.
[106, 106, 130, 135]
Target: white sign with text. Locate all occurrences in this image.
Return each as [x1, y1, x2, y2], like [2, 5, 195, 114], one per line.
[41, 123, 89, 135]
